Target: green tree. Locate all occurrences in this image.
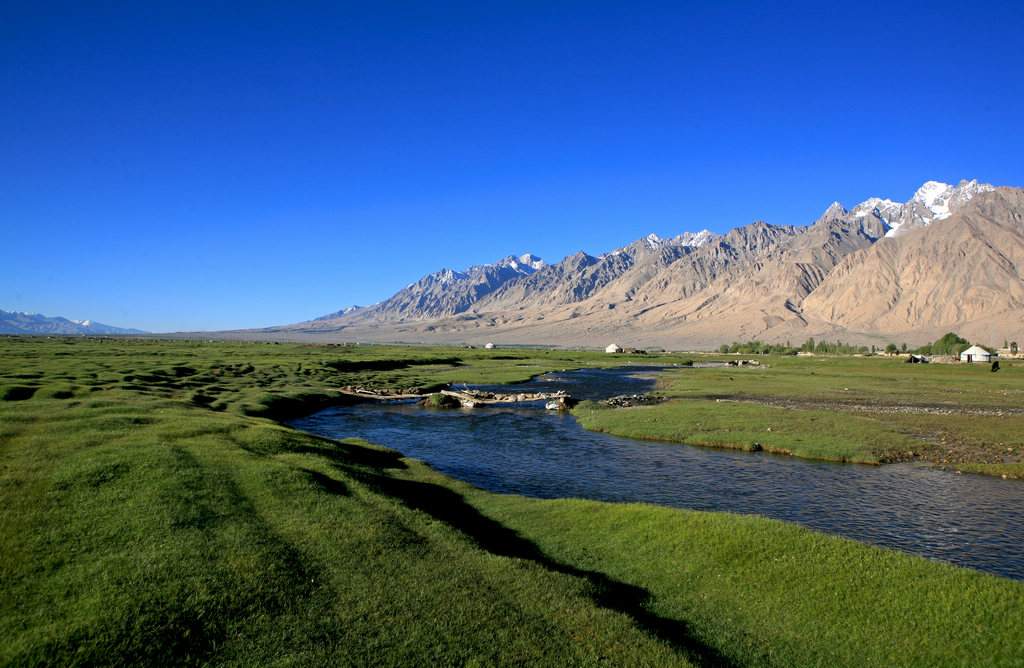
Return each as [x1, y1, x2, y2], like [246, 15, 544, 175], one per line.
[885, 343, 898, 355]
[1012, 341, 1019, 354]
[926, 332, 970, 355]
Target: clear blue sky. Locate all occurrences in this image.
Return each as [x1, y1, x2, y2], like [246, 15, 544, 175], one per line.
[3, 1, 1023, 332]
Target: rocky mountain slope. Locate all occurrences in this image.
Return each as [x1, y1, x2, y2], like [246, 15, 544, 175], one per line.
[0, 310, 148, 335]
[268, 179, 1020, 348]
[801, 186, 1024, 340]
[316, 254, 548, 322]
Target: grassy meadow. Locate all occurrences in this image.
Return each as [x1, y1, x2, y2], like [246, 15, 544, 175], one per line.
[2, 337, 1023, 665]
[574, 354, 1024, 476]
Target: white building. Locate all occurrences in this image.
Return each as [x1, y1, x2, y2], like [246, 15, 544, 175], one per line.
[605, 343, 623, 354]
[960, 345, 991, 363]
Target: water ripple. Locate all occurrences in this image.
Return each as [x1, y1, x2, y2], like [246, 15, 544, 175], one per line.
[291, 367, 1024, 580]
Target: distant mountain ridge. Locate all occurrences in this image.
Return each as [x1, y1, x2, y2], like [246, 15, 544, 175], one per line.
[265, 179, 1022, 348]
[0, 310, 148, 335]
[315, 253, 550, 322]
[319, 232, 717, 323]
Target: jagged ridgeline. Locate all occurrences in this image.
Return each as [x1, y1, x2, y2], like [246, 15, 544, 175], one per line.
[268, 180, 1023, 349]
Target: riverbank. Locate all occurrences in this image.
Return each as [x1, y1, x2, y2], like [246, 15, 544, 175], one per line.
[572, 354, 1024, 477]
[3, 338, 1023, 664]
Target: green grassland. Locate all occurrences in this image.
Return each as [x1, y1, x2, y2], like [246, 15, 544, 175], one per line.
[2, 337, 1023, 665]
[574, 354, 1024, 475]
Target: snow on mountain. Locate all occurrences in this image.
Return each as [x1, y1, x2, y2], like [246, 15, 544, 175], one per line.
[1, 310, 148, 335]
[507, 253, 547, 272]
[417, 268, 469, 288]
[314, 252, 549, 323]
[674, 229, 717, 248]
[640, 231, 717, 250]
[851, 197, 903, 221]
[489, 253, 548, 274]
[307, 178, 1002, 336]
[826, 180, 994, 239]
[603, 230, 718, 258]
[914, 180, 954, 219]
[802, 186, 1024, 342]
[881, 179, 994, 238]
[462, 253, 548, 276]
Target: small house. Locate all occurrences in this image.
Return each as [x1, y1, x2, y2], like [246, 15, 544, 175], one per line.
[960, 345, 991, 363]
[484, 343, 495, 350]
[605, 343, 623, 354]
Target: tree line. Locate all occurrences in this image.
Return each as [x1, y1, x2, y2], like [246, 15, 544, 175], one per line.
[717, 338, 869, 355]
[717, 332, 1014, 356]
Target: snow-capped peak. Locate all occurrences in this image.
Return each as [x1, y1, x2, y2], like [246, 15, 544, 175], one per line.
[910, 179, 994, 222]
[514, 253, 547, 272]
[673, 229, 716, 248]
[850, 197, 905, 233]
[868, 179, 995, 238]
[852, 197, 898, 217]
[410, 253, 548, 290]
[854, 197, 883, 214]
[602, 230, 717, 259]
[914, 181, 949, 205]
[409, 267, 468, 289]
[492, 253, 547, 274]
[912, 181, 955, 220]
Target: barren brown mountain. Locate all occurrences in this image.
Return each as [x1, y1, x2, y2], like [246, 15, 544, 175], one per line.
[802, 186, 1024, 346]
[262, 181, 1024, 349]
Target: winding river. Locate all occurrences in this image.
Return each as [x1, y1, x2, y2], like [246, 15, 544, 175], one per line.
[289, 366, 1024, 581]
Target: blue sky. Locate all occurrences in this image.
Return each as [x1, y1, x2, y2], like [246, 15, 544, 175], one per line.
[3, 1, 1023, 332]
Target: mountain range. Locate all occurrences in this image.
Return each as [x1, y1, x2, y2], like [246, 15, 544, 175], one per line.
[0, 310, 149, 336]
[12, 179, 1018, 349]
[261, 179, 1023, 349]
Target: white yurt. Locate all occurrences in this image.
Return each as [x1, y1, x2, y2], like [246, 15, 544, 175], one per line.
[960, 345, 991, 363]
[605, 343, 623, 354]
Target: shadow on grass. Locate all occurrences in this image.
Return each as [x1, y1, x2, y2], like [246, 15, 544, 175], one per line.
[31, 445, 327, 667]
[348, 467, 733, 667]
[279, 432, 730, 663]
[292, 439, 408, 471]
[297, 467, 350, 496]
[324, 357, 463, 372]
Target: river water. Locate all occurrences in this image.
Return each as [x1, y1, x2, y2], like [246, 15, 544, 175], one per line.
[289, 366, 1024, 580]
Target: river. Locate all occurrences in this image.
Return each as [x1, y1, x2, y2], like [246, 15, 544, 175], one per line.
[289, 365, 1024, 580]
